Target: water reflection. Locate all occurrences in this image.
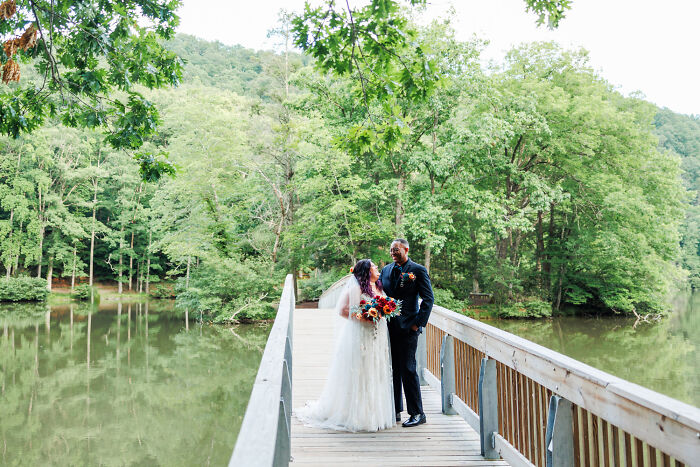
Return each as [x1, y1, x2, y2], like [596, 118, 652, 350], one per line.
[488, 292, 700, 407]
[0, 299, 270, 465]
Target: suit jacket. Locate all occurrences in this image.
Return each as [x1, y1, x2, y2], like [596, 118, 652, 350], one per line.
[380, 258, 434, 331]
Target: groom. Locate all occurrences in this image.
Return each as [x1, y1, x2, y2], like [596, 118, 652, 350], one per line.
[380, 238, 434, 427]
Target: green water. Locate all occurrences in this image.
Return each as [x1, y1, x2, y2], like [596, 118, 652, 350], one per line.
[0, 299, 270, 466]
[486, 292, 700, 407]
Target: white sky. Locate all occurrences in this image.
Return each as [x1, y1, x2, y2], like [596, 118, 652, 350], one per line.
[177, 0, 700, 116]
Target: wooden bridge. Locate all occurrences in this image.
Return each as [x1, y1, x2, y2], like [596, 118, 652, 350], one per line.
[230, 275, 700, 467]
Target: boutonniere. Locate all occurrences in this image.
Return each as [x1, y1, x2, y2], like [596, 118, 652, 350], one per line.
[400, 272, 416, 287]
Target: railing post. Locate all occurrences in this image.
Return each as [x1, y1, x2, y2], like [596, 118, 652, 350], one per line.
[416, 329, 427, 385]
[440, 334, 456, 415]
[478, 357, 499, 459]
[545, 396, 574, 467]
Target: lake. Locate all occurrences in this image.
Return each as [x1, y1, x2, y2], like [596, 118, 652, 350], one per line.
[485, 291, 700, 407]
[0, 299, 270, 466]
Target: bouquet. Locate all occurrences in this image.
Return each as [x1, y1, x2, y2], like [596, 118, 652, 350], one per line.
[351, 295, 401, 323]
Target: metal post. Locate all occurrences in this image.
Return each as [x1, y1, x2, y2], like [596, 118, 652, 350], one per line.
[273, 396, 290, 467]
[416, 329, 427, 385]
[545, 395, 574, 467]
[440, 335, 456, 415]
[478, 357, 499, 459]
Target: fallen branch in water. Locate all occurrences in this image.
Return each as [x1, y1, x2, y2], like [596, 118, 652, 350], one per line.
[228, 293, 269, 322]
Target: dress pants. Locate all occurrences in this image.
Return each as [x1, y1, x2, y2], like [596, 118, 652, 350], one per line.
[388, 321, 424, 416]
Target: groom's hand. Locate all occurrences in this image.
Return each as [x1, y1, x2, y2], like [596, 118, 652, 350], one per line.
[411, 324, 419, 332]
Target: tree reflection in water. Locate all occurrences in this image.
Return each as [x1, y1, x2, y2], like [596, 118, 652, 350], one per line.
[0, 299, 270, 465]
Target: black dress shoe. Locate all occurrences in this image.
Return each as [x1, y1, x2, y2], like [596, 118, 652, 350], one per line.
[395, 413, 401, 422]
[402, 413, 426, 427]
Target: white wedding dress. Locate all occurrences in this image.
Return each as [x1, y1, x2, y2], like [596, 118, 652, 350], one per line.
[294, 276, 395, 432]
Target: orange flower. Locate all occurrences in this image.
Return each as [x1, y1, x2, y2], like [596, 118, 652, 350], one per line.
[408, 273, 415, 280]
[368, 307, 378, 318]
[350, 267, 354, 273]
[383, 305, 392, 315]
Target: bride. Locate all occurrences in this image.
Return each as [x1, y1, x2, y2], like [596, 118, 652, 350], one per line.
[294, 259, 395, 432]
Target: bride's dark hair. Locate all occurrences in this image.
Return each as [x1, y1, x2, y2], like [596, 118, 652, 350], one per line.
[352, 259, 383, 297]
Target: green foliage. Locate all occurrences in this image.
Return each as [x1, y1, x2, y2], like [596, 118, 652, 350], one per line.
[0, 1, 182, 157]
[70, 284, 99, 301]
[150, 282, 176, 299]
[0, 276, 48, 301]
[491, 299, 552, 319]
[175, 257, 284, 323]
[653, 109, 700, 290]
[298, 270, 346, 302]
[432, 288, 466, 312]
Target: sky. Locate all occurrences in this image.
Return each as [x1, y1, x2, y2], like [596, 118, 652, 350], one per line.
[176, 0, 700, 116]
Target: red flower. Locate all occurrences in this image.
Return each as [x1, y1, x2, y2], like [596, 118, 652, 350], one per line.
[360, 299, 366, 305]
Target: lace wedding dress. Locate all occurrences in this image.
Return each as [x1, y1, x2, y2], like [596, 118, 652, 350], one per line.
[294, 276, 395, 432]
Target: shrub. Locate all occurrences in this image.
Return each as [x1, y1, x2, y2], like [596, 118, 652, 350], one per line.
[175, 257, 285, 322]
[71, 284, 100, 301]
[150, 283, 176, 299]
[494, 299, 552, 318]
[0, 276, 49, 302]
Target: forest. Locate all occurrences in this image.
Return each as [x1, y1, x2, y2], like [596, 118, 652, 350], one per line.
[0, 15, 699, 321]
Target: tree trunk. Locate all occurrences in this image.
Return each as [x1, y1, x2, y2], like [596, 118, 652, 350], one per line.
[138, 261, 143, 294]
[395, 175, 405, 234]
[535, 210, 544, 273]
[470, 230, 480, 293]
[271, 216, 283, 263]
[129, 231, 134, 291]
[12, 220, 22, 276]
[36, 187, 45, 279]
[424, 245, 431, 273]
[544, 203, 556, 293]
[46, 256, 53, 291]
[145, 230, 151, 295]
[89, 178, 98, 287]
[186, 256, 191, 289]
[5, 209, 13, 278]
[118, 225, 124, 294]
[71, 246, 77, 292]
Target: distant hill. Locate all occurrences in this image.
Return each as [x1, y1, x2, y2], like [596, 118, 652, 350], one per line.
[165, 34, 310, 99]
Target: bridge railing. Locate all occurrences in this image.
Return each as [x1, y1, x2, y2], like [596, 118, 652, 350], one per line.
[423, 306, 699, 467]
[319, 276, 700, 467]
[230, 274, 295, 467]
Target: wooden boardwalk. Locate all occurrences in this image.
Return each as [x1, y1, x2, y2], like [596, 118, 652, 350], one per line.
[291, 308, 510, 467]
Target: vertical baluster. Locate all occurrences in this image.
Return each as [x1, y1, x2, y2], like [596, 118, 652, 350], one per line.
[601, 419, 610, 467]
[532, 379, 541, 466]
[635, 438, 644, 467]
[524, 376, 532, 462]
[590, 414, 600, 467]
[648, 445, 657, 467]
[612, 426, 620, 467]
[624, 432, 633, 467]
[581, 409, 590, 467]
[573, 405, 581, 467]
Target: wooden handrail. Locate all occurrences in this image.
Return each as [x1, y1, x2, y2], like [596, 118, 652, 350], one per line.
[230, 274, 295, 467]
[425, 305, 700, 466]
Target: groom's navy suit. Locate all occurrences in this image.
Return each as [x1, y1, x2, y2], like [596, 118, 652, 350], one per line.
[380, 258, 434, 416]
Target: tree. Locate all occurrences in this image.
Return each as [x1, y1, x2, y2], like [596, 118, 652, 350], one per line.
[0, 0, 182, 179]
